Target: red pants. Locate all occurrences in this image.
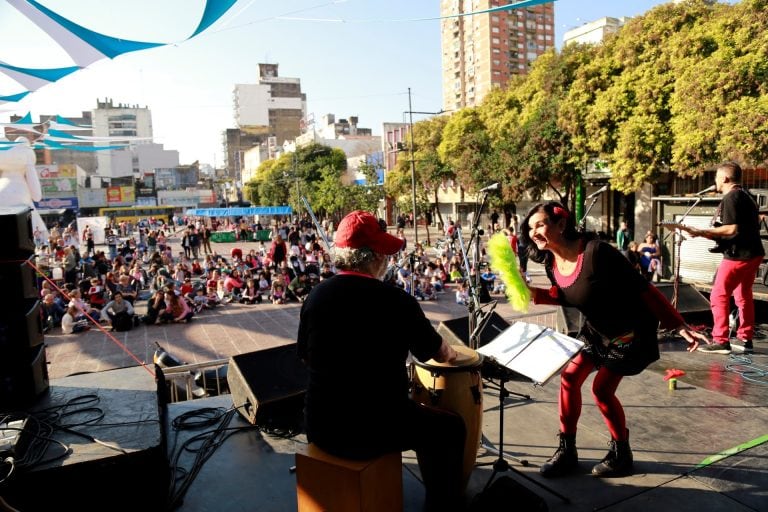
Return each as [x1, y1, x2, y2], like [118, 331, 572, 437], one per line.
[559, 353, 626, 441]
[710, 256, 763, 343]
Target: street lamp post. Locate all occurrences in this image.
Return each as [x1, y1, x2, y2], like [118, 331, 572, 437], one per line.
[404, 89, 445, 248]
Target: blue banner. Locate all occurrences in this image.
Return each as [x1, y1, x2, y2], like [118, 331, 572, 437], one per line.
[186, 206, 292, 217]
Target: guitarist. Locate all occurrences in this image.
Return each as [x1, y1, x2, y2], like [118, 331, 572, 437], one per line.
[664, 162, 763, 354]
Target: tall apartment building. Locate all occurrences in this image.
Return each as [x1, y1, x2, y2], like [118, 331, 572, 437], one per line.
[440, 1, 555, 111]
[231, 63, 307, 181]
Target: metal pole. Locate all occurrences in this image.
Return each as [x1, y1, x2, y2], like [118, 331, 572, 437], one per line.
[407, 88, 418, 248]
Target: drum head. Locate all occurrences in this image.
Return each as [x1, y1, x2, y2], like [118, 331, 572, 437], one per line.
[414, 344, 482, 371]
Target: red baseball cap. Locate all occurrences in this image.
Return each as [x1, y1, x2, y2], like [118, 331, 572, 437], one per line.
[334, 210, 404, 255]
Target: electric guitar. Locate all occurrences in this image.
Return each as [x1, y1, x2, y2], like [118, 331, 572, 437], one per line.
[657, 222, 730, 254]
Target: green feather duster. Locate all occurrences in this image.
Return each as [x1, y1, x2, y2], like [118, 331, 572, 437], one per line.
[487, 233, 530, 313]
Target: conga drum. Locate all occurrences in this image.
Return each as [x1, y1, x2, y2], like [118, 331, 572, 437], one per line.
[411, 345, 483, 489]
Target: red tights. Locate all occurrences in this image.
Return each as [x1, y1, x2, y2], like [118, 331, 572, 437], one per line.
[559, 352, 627, 441]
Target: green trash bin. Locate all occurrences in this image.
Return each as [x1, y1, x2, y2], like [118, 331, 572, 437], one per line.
[255, 230, 272, 242]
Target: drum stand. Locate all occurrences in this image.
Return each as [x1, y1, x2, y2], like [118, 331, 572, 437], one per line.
[476, 373, 570, 503]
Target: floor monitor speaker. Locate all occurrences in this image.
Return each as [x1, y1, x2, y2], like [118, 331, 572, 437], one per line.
[437, 312, 510, 348]
[654, 282, 712, 323]
[227, 344, 308, 428]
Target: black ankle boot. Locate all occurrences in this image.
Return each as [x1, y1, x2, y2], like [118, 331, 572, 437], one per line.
[592, 430, 633, 477]
[540, 432, 579, 477]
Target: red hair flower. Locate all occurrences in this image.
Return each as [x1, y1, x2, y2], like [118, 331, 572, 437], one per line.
[553, 206, 568, 218]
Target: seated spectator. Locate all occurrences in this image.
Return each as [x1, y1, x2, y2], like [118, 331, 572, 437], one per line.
[41, 293, 66, 331]
[223, 269, 245, 303]
[638, 232, 662, 281]
[193, 287, 212, 312]
[270, 275, 286, 304]
[240, 278, 262, 304]
[287, 272, 311, 302]
[159, 291, 193, 324]
[102, 291, 136, 331]
[143, 289, 167, 325]
[455, 281, 469, 305]
[206, 285, 222, 307]
[61, 305, 90, 334]
[68, 289, 101, 322]
[115, 274, 138, 304]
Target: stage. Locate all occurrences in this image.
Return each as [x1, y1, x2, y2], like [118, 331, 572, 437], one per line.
[1, 342, 766, 512]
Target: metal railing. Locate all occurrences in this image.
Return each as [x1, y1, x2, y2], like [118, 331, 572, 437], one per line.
[160, 358, 229, 403]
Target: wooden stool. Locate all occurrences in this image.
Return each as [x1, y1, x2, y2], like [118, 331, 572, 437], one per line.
[295, 444, 403, 512]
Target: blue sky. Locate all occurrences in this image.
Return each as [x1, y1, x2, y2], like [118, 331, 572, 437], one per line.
[0, 1, 715, 168]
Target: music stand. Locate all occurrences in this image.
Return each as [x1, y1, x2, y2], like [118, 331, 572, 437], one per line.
[475, 370, 569, 503]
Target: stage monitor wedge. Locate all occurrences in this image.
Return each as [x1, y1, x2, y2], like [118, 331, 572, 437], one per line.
[227, 344, 308, 428]
[437, 313, 510, 349]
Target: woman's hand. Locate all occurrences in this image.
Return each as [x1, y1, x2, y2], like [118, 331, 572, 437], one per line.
[677, 324, 708, 352]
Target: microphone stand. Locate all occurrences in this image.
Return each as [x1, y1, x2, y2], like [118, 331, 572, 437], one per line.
[300, 196, 332, 253]
[578, 192, 603, 232]
[664, 197, 703, 309]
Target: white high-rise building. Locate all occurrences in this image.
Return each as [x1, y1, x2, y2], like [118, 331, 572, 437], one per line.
[92, 99, 178, 178]
[233, 63, 307, 146]
[563, 16, 630, 46]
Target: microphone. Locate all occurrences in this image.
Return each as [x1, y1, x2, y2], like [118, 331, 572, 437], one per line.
[696, 185, 717, 196]
[586, 185, 608, 199]
[479, 182, 499, 193]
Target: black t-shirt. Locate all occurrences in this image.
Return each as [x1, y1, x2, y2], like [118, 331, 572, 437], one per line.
[718, 188, 764, 261]
[297, 274, 442, 458]
[548, 240, 660, 373]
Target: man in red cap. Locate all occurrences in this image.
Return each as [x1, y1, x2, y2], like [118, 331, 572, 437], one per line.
[297, 210, 466, 511]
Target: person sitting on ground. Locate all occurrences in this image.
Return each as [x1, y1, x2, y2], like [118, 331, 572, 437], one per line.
[159, 291, 193, 324]
[205, 285, 221, 307]
[102, 291, 136, 331]
[42, 293, 66, 331]
[287, 272, 311, 302]
[61, 305, 90, 334]
[193, 287, 211, 311]
[455, 281, 469, 305]
[68, 289, 101, 322]
[223, 269, 245, 303]
[115, 274, 138, 304]
[240, 278, 262, 304]
[144, 289, 166, 325]
[270, 274, 286, 304]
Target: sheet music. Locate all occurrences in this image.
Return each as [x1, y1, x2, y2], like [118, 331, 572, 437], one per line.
[477, 321, 584, 385]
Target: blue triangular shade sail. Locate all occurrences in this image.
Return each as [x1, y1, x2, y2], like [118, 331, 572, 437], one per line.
[15, 112, 34, 124]
[55, 115, 91, 128]
[190, 0, 238, 38]
[0, 62, 80, 82]
[46, 129, 83, 140]
[23, 0, 165, 60]
[42, 139, 127, 151]
[0, 91, 31, 102]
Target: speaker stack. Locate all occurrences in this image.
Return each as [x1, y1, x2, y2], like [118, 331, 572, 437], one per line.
[0, 206, 49, 410]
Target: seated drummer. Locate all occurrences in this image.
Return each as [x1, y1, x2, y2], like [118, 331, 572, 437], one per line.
[297, 210, 466, 512]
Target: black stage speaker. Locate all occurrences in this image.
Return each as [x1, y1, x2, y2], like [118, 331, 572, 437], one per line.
[227, 344, 308, 427]
[0, 345, 48, 409]
[437, 312, 510, 348]
[654, 283, 712, 322]
[0, 207, 48, 410]
[0, 206, 35, 259]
